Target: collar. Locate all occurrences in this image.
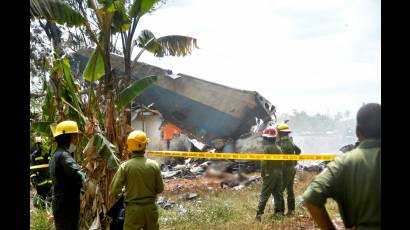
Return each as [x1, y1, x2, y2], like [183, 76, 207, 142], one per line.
[358, 139, 381, 149]
[130, 153, 145, 158]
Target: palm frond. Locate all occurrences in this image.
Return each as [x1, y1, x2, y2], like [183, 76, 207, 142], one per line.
[30, 0, 85, 27]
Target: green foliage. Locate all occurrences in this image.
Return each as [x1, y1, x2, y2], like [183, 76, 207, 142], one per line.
[111, 0, 132, 33]
[42, 82, 57, 122]
[83, 49, 105, 82]
[30, 0, 85, 27]
[31, 121, 54, 138]
[115, 75, 157, 111]
[129, 0, 161, 18]
[92, 133, 121, 170]
[136, 30, 199, 58]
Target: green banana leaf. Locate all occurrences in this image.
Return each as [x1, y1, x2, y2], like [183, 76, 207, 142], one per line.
[93, 133, 121, 170]
[129, 0, 160, 18]
[32, 121, 55, 137]
[83, 49, 105, 82]
[30, 0, 85, 27]
[115, 76, 157, 111]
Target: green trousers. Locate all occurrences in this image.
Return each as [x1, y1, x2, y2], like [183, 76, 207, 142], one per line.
[256, 170, 284, 215]
[282, 167, 296, 212]
[124, 203, 159, 230]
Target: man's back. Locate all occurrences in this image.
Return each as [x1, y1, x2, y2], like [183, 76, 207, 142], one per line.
[261, 143, 283, 177]
[278, 138, 301, 167]
[49, 147, 83, 198]
[336, 139, 380, 228]
[111, 154, 164, 204]
[303, 139, 381, 229]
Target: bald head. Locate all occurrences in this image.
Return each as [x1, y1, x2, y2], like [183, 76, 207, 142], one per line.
[356, 103, 381, 140]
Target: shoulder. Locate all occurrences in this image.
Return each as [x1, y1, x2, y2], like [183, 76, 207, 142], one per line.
[146, 159, 160, 168]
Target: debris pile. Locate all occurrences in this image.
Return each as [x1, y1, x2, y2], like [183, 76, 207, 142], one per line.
[296, 161, 328, 173]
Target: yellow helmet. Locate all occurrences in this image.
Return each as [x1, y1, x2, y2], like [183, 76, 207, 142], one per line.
[54, 120, 80, 137]
[127, 130, 150, 152]
[277, 124, 291, 132]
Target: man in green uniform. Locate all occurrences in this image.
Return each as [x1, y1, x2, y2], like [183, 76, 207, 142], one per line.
[303, 103, 381, 230]
[277, 124, 301, 215]
[256, 126, 284, 221]
[110, 130, 164, 230]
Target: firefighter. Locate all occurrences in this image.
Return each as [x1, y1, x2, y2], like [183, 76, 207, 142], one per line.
[30, 136, 52, 207]
[256, 126, 284, 221]
[277, 124, 301, 215]
[110, 130, 164, 230]
[49, 120, 85, 230]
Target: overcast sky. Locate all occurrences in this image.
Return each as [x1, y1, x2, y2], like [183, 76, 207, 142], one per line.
[131, 0, 381, 117]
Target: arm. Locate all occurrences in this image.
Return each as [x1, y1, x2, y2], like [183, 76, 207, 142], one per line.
[294, 144, 301, 154]
[155, 165, 164, 194]
[302, 158, 344, 229]
[304, 201, 336, 230]
[109, 165, 126, 197]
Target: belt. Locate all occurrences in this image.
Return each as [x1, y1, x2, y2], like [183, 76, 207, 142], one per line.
[126, 199, 156, 206]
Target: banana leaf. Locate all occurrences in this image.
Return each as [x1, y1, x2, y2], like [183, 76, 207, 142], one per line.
[115, 75, 157, 112]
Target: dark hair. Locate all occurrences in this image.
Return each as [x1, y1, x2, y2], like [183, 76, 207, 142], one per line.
[55, 133, 72, 148]
[356, 103, 381, 139]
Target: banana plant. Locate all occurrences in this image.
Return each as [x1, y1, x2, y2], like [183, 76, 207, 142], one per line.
[118, 0, 199, 121]
[30, 0, 194, 228]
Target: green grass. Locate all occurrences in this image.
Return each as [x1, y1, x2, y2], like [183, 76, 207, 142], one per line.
[30, 171, 339, 229]
[157, 171, 337, 230]
[30, 209, 55, 230]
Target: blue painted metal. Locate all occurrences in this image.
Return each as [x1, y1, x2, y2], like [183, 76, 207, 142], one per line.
[135, 84, 244, 144]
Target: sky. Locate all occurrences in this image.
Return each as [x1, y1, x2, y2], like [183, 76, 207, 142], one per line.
[131, 0, 381, 117]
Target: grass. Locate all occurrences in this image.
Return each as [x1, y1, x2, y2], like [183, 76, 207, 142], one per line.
[158, 171, 339, 230]
[30, 171, 340, 230]
[30, 208, 55, 230]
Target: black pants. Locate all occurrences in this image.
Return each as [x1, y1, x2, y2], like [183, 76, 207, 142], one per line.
[36, 184, 51, 199]
[52, 196, 80, 230]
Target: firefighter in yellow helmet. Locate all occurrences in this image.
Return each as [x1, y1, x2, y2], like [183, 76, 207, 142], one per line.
[49, 120, 85, 230]
[109, 130, 164, 230]
[276, 123, 301, 215]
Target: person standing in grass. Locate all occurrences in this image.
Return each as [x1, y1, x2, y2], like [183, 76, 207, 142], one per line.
[110, 130, 164, 230]
[277, 124, 301, 215]
[303, 103, 381, 229]
[256, 126, 284, 221]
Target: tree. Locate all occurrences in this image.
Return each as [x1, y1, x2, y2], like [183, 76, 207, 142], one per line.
[116, 0, 199, 158]
[30, 0, 197, 227]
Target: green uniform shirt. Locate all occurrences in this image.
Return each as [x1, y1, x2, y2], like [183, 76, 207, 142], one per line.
[109, 153, 164, 205]
[261, 143, 283, 177]
[278, 137, 301, 168]
[302, 139, 381, 229]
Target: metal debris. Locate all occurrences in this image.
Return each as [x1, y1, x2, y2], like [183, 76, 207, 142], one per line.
[156, 196, 175, 210]
[177, 193, 198, 201]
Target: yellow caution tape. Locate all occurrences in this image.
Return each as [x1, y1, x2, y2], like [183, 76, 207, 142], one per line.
[30, 164, 49, 170]
[145, 151, 335, 161]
